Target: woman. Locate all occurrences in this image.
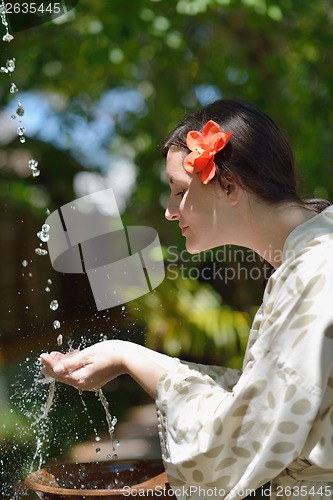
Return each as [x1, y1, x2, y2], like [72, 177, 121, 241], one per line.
[40, 99, 333, 499]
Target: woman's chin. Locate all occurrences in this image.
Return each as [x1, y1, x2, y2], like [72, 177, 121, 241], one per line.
[185, 241, 203, 255]
[185, 238, 218, 254]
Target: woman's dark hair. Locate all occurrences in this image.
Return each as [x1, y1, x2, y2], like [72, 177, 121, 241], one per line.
[161, 98, 331, 213]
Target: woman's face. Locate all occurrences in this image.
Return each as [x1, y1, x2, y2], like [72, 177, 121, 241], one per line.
[165, 146, 234, 253]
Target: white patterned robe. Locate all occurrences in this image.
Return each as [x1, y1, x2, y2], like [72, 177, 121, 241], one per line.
[156, 206, 333, 499]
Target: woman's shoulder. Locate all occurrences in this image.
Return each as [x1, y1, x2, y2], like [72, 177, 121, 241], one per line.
[263, 233, 333, 306]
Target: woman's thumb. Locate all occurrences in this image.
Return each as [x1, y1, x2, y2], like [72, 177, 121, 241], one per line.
[52, 349, 81, 374]
[53, 363, 65, 374]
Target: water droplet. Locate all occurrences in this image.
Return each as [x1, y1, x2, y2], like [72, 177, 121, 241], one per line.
[50, 300, 59, 311]
[42, 224, 50, 233]
[22, 260, 28, 267]
[11, 114, 16, 120]
[45, 286, 51, 292]
[53, 320, 61, 329]
[47, 279, 52, 285]
[6, 59, 15, 73]
[57, 334, 63, 346]
[2, 33, 14, 43]
[29, 159, 38, 170]
[10, 82, 18, 93]
[37, 230, 49, 242]
[95, 448, 101, 454]
[16, 101, 24, 117]
[35, 248, 48, 256]
[17, 126, 25, 136]
[20, 136, 26, 143]
[95, 436, 101, 442]
[31, 168, 40, 177]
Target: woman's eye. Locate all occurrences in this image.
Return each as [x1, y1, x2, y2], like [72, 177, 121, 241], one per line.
[176, 190, 186, 198]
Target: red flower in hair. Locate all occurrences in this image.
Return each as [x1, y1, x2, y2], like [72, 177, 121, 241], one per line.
[184, 120, 233, 184]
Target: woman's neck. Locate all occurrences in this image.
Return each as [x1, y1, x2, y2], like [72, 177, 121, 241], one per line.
[240, 201, 317, 268]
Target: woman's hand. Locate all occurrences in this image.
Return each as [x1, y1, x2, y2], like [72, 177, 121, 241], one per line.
[40, 340, 125, 391]
[40, 340, 176, 397]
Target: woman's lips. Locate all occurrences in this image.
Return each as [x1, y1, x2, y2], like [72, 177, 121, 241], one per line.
[180, 225, 189, 236]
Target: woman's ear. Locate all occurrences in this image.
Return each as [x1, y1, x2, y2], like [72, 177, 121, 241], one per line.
[219, 174, 243, 205]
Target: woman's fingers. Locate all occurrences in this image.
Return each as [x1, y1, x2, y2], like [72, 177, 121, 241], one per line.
[40, 354, 80, 389]
[40, 350, 82, 374]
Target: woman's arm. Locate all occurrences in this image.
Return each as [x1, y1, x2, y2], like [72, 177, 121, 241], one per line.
[40, 340, 177, 397]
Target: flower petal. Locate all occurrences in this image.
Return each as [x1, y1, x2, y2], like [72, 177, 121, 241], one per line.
[201, 120, 223, 138]
[186, 131, 203, 151]
[184, 149, 212, 173]
[211, 131, 233, 150]
[199, 159, 216, 184]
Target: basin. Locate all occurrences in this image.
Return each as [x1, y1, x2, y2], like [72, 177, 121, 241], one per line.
[25, 459, 176, 499]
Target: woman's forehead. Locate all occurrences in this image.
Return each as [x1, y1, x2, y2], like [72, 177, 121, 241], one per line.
[166, 150, 190, 184]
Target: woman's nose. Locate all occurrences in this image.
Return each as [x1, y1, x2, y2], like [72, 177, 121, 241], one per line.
[165, 200, 180, 221]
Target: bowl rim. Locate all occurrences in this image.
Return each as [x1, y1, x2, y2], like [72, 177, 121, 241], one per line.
[24, 459, 167, 497]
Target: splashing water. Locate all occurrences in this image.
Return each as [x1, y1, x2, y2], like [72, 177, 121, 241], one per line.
[0, 3, 64, 498]
[0, 1, 14, 43]
[78, 391, 101, 445]
[97, 388, 118, 454]
[0, 6, 122, 496]
[2, 32, 13, 42]
[36, 223, 49, 264]
[78, 388, 118, 457]
[28, 159, 40, 178]
[5, 358, 59, 492]
[30, 380, 56, 472]
[10, 82, 18, 93]
[35, 248, 48, 256]
[17, 125, 25, 136]
[0, 4, 43, 179]
[0, 58, 15, 73]
[16, 100, 24, 116]
[50, 300, 59, 311]
[37, 229, 49, 243]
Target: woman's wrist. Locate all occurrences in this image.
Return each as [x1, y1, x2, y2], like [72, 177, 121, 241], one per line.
[105, 339, 130, 376]
[109, 340, 168, 398]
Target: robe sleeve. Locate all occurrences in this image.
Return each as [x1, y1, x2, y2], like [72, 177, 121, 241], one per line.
[155, 245, 333, 499]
